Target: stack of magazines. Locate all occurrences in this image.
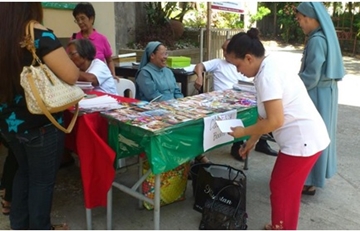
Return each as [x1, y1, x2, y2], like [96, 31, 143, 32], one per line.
[78, 95, 124, 112]
[76, 81, 94, 92]
[233, 80, 256, 94]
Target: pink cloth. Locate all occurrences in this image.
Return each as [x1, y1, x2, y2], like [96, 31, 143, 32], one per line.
[73, 29, 112, 63]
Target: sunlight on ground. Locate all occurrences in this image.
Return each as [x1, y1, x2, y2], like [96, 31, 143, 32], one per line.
[338, 74, 360, 107]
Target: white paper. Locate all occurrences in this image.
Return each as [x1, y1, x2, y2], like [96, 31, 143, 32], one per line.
[216, 119, 244, 133]
[79, 95, 122, 109]
[203, 110, 237, 152]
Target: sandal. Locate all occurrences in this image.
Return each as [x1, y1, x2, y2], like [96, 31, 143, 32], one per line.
[1, 199, 11, 216]
[195, 154, 212, 164]
[264, 223, 272, 230]
[51, 223, 69, 230]
[302, 185, 316, 196]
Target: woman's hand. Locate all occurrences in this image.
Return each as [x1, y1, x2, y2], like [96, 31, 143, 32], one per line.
[113, 75, 120, 82]
[239, 139, 256, 159]
[228, 126, 246, 139]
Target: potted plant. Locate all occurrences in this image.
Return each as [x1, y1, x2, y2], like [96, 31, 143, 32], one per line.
[137, 2, 194, 48]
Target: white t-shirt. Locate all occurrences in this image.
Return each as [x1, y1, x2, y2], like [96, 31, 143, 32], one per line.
[254, 54, 330, 157]
[202, 59, 248, 91]
[86, 59, 118, 95]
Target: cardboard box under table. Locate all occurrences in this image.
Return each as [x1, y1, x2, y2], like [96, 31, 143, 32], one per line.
[101, 90, 258, 230]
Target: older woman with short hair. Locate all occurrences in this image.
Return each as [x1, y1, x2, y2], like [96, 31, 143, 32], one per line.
[67, 39, 118, 95]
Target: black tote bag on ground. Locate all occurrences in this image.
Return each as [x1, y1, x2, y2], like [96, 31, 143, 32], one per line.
[199, 184, 248, 230]
[191, 163, 246, 213]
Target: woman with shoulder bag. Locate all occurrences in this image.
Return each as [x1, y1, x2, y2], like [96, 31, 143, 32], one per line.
[0, 3, 79, 230]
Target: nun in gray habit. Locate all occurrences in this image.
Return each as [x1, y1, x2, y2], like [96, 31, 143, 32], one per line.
[135, 41, 183, 102]
[296, 2, 345, 193]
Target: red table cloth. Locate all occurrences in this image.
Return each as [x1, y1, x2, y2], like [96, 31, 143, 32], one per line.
[64, 91, 137, 209]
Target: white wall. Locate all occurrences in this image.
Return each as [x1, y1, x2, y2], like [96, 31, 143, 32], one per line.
[92, 2, 116, 55]
[43, 3, 116, 55]
[43, 8, 78, 37]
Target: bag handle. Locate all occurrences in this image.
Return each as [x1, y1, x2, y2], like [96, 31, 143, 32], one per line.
[22, 20, 79, 133]
[26, 71, 79, 133]
[22, 20, 56, 85]
[201, 163, 246, 183]
[209, 184, 244, 218]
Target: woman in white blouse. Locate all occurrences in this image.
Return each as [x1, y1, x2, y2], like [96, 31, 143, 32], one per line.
[226, 28, 330, 230]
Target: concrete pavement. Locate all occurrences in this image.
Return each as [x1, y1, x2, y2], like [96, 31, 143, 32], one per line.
[1, 42, 360, 230]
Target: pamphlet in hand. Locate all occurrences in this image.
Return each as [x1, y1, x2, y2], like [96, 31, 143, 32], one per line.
[216, 119, 244, 133]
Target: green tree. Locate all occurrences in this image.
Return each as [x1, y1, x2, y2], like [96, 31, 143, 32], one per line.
[248, 6, 271, 29]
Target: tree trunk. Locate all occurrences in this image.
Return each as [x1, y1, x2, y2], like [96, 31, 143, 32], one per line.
[273, 3, 277, 38]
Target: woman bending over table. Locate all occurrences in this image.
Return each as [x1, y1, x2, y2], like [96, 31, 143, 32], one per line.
[226, 28, 330, 230]
[67, 38, 118, 95]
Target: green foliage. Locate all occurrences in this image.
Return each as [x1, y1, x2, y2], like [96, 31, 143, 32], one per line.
[169, 2, 194, 22]
[144, 2, 176, 26]
[216, 12, 244, 29]
[248, 6, 271, 29]
[276, 2, 304, 43]
[144, 2, 193, 26]
[138, 2, 194, 49]
[182, 3, 207, 28]
[183, 2, 244, 29]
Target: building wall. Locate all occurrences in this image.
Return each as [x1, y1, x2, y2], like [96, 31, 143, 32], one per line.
[42, 3, 116, 55]
[114, 2, 146, 52]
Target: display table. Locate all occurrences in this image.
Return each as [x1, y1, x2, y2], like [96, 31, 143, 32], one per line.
[64, 91, 138, 229]
[101, 89, 258, 229]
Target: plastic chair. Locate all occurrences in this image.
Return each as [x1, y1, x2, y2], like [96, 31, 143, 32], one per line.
[115, 78, 136, 168]
[116, 78, 136, 99]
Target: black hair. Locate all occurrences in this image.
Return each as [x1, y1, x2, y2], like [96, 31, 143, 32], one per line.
[0, 2, 43, 102]
[67, 39, 96, 61]
[226, 28, 265, 59]
[72, 2, 95, 23]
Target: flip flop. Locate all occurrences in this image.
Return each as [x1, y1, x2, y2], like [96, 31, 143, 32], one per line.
[264, 223, 272, 230]
[302, 185, 316, 196]
[51, 223, 69, 230]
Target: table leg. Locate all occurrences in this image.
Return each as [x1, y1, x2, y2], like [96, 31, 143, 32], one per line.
[138, 155, 144, 209]
[107, 187, 113, 230]
[154, 174, 161, 230]
[183, 78, 188, 97]
[244, 156, 249, 170]
[176, 74, 188, 97]
[86, 208, 92, 230]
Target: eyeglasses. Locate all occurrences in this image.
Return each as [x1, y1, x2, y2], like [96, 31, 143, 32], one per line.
[157, 52, 169, 58]
[74, 16, 88, 24]
[68, 51, 78, 58]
